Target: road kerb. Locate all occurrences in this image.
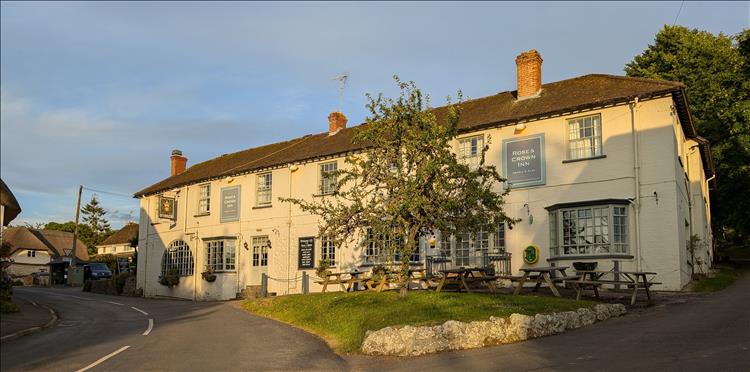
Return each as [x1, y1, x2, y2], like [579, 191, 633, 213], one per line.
[0, 299, 59, 343]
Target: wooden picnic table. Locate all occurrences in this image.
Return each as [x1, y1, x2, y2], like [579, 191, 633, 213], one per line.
[512, 266, 573, 297]
[316, 271, 367, 292]
[435, 267, 498, 293]
[366, 267, 430, 292]
[572, 270, 660, 305]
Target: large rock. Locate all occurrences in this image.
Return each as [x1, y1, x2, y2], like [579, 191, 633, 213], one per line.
[361, 304, 627, 356]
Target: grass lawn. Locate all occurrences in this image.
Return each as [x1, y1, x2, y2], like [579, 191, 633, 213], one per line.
[693, 266, 738, 292]
[243, 291, 596, 353]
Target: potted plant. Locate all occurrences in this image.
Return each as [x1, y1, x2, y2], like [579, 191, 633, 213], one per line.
[158, 268, 180, 287]
[315, 258, 332, 278]
[201, 266, 217, 282]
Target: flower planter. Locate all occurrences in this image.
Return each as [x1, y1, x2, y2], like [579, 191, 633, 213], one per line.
[202, 272, 217, 282]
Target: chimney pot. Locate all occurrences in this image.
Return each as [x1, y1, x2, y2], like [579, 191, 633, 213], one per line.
[170, 149, 187, 177]
[515, 50, 543, 100]
[328, 111, 347, 135]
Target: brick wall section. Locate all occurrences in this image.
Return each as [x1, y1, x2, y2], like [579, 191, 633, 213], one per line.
[516, 50, 543, 99]
[171, 150, 187, 176]
[328, 112, 347, 134]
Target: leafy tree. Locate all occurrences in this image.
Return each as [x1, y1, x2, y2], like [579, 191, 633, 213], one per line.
[81, 195, 113, 249]
[284, 77, 516, 297]
[625, 25, 750, 250]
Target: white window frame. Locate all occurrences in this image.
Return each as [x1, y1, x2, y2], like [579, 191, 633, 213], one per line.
[319, 161, 337, 195]
[252, 236, 269, 267]
[256, 172, 272, 206]
[204, 239, 236, 272]
[566, 113, 603, 160]
[549, 203, 629, 257]
[162, 240, 194, 277]
[457, 134, 484, 168]
[197, 184, 211, 215]
[321, 235, 336, 267]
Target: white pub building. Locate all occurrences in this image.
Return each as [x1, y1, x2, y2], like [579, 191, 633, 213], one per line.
[135, 51, 714, 300]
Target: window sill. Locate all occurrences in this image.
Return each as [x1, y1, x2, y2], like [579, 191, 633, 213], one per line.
[359, 262, 424, 267]
[547, 254, 633, 261]
[562, 154, 607, 163]
[193, 212, 210, 217]
[252, 205, 272, 210]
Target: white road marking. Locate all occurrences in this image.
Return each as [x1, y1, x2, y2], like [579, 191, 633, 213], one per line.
[143, 319, 153, 336]
[105, 301, 124, 306]
[74, 345, 130, 372]
[130, 306, 148, 315]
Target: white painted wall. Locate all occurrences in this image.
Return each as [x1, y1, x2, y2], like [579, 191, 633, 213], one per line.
[137, 94, 713, 299]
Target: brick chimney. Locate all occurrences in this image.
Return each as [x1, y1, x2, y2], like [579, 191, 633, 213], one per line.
[515, 50, 543, 100]
[328, 111, 347, 135]
[170, 149, 187, 177]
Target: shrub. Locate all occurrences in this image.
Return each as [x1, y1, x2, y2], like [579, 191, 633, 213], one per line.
[12, 279, 24, 286]
[114, 272, 132, 294]
[1, 299, 20, 314]
[158, 269, 180, 287]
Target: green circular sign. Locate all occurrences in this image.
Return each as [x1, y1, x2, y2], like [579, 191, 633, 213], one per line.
[523, 245, 539, 264]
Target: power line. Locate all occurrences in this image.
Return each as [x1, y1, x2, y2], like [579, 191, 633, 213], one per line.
[81, 186, 134, 199]
[673, 0, 685, 25]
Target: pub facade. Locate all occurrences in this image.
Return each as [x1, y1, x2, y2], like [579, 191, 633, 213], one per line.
[135, 51, 714, 300]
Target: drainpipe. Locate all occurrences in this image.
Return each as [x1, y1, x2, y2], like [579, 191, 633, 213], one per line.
[629, 97, 642, 271]
[287, 164, 299, 294]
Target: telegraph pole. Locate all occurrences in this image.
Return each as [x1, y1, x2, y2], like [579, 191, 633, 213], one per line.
[71, 185, 83, 259]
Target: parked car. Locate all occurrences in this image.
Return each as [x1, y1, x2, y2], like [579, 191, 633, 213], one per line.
[84, 263, 112, 280]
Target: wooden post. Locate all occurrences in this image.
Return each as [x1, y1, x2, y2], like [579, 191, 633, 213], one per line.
[261, 273, 268, 297]
[71, 185, 83, 259]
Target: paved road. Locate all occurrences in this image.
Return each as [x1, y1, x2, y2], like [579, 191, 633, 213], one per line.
[2, 287, 345, 371]
[4, 271, 749, 372]
[348, 268, 750, 371]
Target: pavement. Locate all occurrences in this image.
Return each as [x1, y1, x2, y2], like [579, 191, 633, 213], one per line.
[1, 270, 748, 372]
[1, 295, 56, 340]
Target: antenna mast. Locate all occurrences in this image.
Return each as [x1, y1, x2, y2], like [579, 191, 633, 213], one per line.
[333, 73, 348, 111]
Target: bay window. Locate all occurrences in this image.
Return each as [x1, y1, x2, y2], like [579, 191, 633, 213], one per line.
[548, 201, 629, 257]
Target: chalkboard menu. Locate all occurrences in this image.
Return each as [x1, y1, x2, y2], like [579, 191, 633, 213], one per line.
[220, 186, 241, 222]
[298, 237, 315, 269]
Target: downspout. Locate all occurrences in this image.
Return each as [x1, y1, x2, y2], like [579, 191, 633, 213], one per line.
[629, 97, 642, 271]
[686, 146, 698, 275]
[287, 165, 298, 294]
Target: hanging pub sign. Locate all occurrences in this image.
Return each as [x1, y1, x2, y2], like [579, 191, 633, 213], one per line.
[158, 196, 176, 219]
[502, 134, 546, 187]
[220, 186, 241, 223]
[298, 237, 315, 269]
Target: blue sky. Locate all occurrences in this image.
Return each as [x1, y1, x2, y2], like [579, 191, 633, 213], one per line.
[1, 1, 747, 229]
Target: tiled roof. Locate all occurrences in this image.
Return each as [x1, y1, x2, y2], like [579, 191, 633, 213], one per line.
[99, 223, 139, 246]
[135, 74, 707, 197]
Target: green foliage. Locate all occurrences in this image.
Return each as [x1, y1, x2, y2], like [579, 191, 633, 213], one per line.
[0, 299, 20, 314]
[114, 272, 132, 294]
[81, 195, 114, 252]
[693, 266, 738, 292]
[158, 268, 180, 287]
[244, 291, 595, 353]
[1, 241, 13, 257]
[283, 78, 516, 291]
[315, 259, 332, 278]
[626, 26, 750, 248]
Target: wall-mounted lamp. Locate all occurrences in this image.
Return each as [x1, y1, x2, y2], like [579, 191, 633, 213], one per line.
[290, 164, 299, 172]
[514, 123, 527, 134]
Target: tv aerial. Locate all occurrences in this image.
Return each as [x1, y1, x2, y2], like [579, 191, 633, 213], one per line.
[332, 73, 348, 111]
